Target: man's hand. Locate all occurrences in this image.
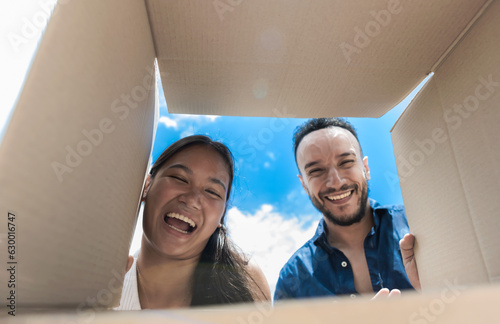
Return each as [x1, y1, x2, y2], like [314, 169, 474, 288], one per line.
[126, 255, 134, 273]
[371, 288, 401, 300]
[399, 233, 421, 291]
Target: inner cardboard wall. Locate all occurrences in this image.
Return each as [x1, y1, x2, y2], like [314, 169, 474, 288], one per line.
[392, 0, 500, 289]
[0, 0, 157, 308]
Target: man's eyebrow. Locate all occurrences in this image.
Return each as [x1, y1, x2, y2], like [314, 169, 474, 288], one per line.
[338, 152, 356, 158]
[304, 161, 320, 170]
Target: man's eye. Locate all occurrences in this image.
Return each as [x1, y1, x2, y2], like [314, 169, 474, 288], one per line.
[340, 160, 355, 166]
[308, 168, 323, 176]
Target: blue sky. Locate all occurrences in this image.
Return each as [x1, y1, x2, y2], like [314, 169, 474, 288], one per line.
[1, 0, 430, 296]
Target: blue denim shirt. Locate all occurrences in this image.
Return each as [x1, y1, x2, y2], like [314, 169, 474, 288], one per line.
[274, 199, 414, 300]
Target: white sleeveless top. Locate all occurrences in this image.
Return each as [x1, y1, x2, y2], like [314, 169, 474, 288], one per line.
[114, 256, 141, 310]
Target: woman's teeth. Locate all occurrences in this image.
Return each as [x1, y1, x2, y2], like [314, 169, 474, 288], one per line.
[166, 212, 195, 227]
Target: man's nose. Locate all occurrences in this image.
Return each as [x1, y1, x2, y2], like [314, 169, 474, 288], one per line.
[326, 167, 344, 188]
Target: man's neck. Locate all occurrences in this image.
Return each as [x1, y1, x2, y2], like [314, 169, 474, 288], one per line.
[326, 206, 374, 249]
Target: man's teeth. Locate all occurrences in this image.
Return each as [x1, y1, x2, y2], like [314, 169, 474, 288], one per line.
[327, 191, 352, 201]
[166, 212, 196, 228]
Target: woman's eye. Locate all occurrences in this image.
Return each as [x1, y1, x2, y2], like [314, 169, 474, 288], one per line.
[206, 190, 222, 199]
[170, 175, 187, 183]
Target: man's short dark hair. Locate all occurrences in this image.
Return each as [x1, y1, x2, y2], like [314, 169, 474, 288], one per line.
[293, 118, 361, 163]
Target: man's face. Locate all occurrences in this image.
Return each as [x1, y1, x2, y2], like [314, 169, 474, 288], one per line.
[296, 127, 370, 226]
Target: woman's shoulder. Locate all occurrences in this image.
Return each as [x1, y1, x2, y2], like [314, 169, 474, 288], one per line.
[245, 258, 272, 302]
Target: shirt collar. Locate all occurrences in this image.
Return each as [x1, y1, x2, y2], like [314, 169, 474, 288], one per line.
[313, 199, 388, 251]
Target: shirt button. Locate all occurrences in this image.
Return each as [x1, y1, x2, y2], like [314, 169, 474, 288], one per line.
[350, 294, 356, 299]
[341, 261, 347, 267]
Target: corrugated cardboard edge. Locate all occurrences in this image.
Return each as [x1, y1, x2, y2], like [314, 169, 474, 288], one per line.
[0, 0, 157, 309]
[7, 283, 500, 323]
[390, 0, 500, 289]
[391, 0, 493, 132]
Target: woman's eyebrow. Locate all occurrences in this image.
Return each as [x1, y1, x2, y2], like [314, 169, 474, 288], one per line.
[210, 177, 227, 192]
[166, 163, 191, 173]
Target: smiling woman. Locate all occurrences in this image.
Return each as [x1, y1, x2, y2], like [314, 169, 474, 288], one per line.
[115, 135, 271, 310]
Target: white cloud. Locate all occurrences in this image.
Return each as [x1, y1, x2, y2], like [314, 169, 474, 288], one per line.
[267, 152, 276, 161]
[226, 205, 318, 297]
[158, 116, 178, 129]
[263, 161, 271, 168]
[169, 113, 220, 123]
[204, 115, 219, 122]
[157, 114, 219, 132]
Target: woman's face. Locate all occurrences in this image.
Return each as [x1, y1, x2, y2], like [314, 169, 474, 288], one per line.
[142, 144, 230, 260]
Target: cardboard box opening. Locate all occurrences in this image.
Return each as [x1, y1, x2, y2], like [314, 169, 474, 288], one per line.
[1, 0, 499, 319]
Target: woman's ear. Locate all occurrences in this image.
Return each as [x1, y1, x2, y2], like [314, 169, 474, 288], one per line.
[141, 175, 152, 202]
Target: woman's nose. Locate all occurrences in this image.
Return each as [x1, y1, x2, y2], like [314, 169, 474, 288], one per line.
[178, 189, 202, 210]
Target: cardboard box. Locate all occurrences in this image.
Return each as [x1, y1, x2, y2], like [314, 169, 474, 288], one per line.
[391, 0, 500, 289]
[8, 283, 500, 323]
[0, 0, 157, 310]
[151, 0, 488, 118]
[1, 0, 499, 319]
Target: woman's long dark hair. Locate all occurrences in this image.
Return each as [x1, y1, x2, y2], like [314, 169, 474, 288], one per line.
[149, 135, 266, 306]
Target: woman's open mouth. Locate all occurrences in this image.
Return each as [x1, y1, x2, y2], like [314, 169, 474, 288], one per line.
[164, 212, 197, 234]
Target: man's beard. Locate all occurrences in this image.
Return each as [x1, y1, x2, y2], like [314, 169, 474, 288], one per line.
[309, 181, 369, 227]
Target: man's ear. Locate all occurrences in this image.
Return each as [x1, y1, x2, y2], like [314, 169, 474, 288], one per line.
[142, 175, 152, 202]
[298, 174, 308, 194]
[363, 156, 370, 181]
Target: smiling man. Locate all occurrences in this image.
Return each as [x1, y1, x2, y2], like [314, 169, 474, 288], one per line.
[274, 118, 417, 301]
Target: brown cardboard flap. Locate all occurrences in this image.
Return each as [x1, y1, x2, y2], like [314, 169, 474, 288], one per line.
[11, 283, 500, 323]
[148, 0, 487, 117]
[392, 0, 500, 289]
[0, 0, 157, 308]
